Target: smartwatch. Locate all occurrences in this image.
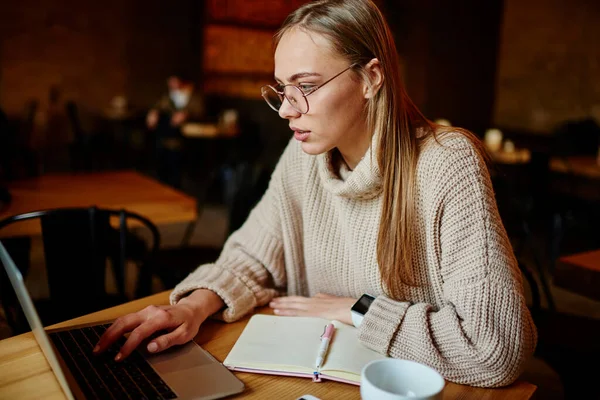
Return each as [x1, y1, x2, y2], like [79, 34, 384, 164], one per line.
[351, 294, 375, 328]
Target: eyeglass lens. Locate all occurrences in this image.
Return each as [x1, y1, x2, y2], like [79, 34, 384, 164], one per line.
[262, 85, 308, 114]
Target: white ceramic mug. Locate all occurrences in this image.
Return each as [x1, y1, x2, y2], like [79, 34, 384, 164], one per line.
[360, 359, 445, 400]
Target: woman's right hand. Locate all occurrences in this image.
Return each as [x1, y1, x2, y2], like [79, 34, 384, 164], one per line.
[93, 289, 225, 361]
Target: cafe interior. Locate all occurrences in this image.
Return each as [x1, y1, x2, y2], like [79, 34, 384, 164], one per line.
[0, 0, 599, 399]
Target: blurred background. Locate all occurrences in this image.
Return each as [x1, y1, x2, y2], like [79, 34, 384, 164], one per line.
[0, 0, 599, 398]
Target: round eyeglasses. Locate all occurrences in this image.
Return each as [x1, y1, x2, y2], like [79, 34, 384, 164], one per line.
[261, 64, 355, 114]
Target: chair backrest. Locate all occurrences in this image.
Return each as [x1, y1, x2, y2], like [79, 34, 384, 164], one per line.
[20, 100, 38, 145]
[65, 101, 85, 141]
[552, 118, 600, 158]
[0, 107, 9, 135]
[227, 163, 272, 235]
[0, 206, 160, 329]
[0, 107, 14, 171]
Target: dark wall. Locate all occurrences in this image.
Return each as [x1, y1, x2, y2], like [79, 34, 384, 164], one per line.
[0, 0, 505, 160]
[495, 0, 600, 133]
[0, 0, 201, 118]
[384, 0, 504, 135]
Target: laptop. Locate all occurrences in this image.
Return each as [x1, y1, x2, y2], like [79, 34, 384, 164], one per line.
[0, 240, 244, 400]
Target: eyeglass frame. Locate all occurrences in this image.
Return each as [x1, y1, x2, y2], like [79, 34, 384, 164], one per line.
[261, 63, 357, 114]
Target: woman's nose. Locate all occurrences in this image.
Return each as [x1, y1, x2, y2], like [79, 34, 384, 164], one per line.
[278, 97, 301, 119]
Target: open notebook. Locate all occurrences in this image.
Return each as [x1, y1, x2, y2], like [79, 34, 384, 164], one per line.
[223, 314, 386, 385]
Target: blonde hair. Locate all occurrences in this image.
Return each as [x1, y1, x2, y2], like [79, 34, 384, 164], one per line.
[275, 0, 484, 297]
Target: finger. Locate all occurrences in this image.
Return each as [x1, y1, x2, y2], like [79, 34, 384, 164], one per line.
[115, 310, 174, 360]
[270, 299, 313, 312]
[146, 325, 191, 354]
[313, 293, 335, 299]
[270, 296, 311, 306]
[273, 308, 300, 316]
[274, 307, 323, 317]
[94, 312, 146, 354]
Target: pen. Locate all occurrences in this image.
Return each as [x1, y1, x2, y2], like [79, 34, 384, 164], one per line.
[315, 323, 335, 370]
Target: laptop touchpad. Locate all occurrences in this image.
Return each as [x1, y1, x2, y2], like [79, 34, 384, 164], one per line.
[147, 341, 215, 372]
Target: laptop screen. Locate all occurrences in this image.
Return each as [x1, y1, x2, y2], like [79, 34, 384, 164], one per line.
[0, 240, 75, 400]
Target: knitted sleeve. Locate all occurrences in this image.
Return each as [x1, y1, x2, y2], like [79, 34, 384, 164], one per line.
[169, 140, 302, 322]
[357, 138, 537, 387]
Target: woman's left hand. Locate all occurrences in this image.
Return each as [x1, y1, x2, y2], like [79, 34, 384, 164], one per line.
[269, 293, 356, 325]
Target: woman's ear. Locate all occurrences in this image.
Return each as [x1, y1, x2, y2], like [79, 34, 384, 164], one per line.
[362, 58, 384, 99]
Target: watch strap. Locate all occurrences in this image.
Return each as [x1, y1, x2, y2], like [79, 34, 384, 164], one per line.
[351, 311, 364, 328]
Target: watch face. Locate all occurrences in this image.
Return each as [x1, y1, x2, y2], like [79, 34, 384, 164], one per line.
[352, 294, 375, 315]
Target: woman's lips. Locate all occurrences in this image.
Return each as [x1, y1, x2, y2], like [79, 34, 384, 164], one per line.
[293, 130, 310, 142]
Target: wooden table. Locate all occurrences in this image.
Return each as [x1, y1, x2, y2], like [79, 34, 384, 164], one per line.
[550, 156, 600, 179]
[0, 171, 197, 238]
[489, 148, 532, 165]
[549, 156, 600, 202]
[0, 292, 536, 400]
[182, 122, 239, 139]
[554, 249, 600, 301]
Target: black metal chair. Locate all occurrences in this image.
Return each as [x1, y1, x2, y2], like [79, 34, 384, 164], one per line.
[148, 161, 273, 293]
[490, 157, 549, 312]
[66, 101, 93, 171]
[0, 107, 16, 180]
[0, 206, 160, 334]
[67, 101, 116, 171]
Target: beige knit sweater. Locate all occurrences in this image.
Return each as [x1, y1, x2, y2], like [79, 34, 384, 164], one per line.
[171, 132, 537, 388]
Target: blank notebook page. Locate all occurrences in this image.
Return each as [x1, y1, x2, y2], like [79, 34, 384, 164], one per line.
[224, 315, 384, 374]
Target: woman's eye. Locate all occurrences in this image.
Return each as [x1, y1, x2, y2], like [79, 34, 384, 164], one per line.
[299, 85, 315, 92]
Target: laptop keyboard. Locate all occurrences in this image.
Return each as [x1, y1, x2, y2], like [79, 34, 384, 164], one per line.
[49, 324, 178, 400]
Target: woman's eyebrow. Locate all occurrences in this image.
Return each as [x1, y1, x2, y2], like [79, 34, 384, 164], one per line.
[274, 71, 323, 83]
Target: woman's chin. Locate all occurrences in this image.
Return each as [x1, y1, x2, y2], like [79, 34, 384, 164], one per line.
[300, 141, 329, 156]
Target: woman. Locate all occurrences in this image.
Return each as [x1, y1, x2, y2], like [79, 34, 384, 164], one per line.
[95, 0, 536, 388]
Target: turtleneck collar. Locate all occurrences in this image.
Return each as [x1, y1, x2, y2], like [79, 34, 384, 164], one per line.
[317, 133, 382, 200]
